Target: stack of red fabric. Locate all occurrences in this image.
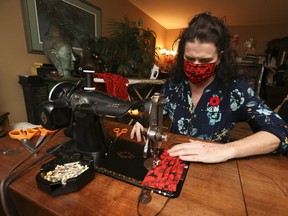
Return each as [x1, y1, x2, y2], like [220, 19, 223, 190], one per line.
[141, 149, 186, 192]
[93, 72, 129, 100]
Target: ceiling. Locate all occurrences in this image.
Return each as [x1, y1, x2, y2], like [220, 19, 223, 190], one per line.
[128, 0, 288, 29]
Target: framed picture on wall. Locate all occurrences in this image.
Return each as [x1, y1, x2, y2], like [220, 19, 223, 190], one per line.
[21, 0, 102, 54]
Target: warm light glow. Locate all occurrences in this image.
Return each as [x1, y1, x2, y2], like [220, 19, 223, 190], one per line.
[158, 47, 176, 72]
[170, 50, 176, 56]
[159, 48, 176, 56]
[159, 48, 167, 55]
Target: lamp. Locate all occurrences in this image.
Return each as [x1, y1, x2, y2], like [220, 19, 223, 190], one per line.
[159, 48, 176, 56]
[159, 48, 176, 72]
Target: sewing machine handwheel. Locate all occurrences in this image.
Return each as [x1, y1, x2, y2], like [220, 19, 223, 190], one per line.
[49, 82, 76, 100]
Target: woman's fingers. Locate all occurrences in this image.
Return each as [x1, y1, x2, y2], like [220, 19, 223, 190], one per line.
[130, 122, 144, 142]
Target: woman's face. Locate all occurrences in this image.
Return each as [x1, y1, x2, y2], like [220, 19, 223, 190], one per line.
[184, 40, 220, 65]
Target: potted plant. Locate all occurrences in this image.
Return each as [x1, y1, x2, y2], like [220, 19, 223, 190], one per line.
[88, 16, 158, 78]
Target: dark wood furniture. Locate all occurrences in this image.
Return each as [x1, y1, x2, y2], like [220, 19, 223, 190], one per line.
[265, 85, 288, 110]
[43, 77, 85, 92]
[238, 63, 264, 96]
[0, 112, 10, 137]
[1, 120, 287, 216]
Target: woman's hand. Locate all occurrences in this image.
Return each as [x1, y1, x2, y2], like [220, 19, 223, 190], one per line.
[130, 122, 145, 142]
[167, 139, 235, 163]
[167, 132, 280, 163]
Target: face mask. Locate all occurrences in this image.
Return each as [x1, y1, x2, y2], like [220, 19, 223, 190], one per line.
[183, 59, 216, 84]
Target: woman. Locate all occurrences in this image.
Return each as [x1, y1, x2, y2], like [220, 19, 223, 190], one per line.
[130, 13, 288, 163]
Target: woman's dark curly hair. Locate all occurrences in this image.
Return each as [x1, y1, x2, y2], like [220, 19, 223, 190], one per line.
[170, 13, 241, 86]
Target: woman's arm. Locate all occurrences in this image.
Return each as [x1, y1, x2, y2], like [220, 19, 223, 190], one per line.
[167, 131, 280, 163]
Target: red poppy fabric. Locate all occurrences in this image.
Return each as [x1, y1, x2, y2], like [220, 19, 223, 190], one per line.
[141, 149, 186, 192]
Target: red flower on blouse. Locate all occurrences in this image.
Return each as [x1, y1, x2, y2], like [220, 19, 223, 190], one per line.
[209, 96, 221, 106]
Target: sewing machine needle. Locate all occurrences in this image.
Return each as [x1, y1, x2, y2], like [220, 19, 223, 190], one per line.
[143, 139, 149, 158]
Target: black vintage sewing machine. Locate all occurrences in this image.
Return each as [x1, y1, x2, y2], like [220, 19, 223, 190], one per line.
[36, 70, 167, 167]
[35, 71, 189, 198]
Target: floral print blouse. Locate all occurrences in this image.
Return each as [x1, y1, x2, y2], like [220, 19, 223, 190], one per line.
[161, 78, 288, 154]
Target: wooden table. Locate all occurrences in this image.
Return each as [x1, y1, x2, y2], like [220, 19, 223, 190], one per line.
[1, 120, 287, 216]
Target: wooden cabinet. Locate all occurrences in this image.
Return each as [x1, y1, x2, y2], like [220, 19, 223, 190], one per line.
[43, 77, 84, 92]
[265, 85, 288, 110]
[0, 112, 10, 137]
[237, 63, 264, 96]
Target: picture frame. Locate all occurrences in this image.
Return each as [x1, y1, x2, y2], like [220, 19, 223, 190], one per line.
[21, 0, 102, 54]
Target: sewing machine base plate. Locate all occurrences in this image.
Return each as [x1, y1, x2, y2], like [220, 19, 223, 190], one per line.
[48, 138, 189, 198]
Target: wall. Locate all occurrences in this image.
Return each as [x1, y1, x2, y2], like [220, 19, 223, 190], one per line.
[0, 0, 48, 124]
[0, 0, 166, 123]
[229, 24, 288, 56]
[165, 23, 288, 57]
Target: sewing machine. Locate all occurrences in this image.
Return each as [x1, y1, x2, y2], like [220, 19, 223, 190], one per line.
[36, 72, 167, 167]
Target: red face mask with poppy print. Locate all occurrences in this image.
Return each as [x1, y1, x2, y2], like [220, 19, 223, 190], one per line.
[183, 59, 216, 84]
